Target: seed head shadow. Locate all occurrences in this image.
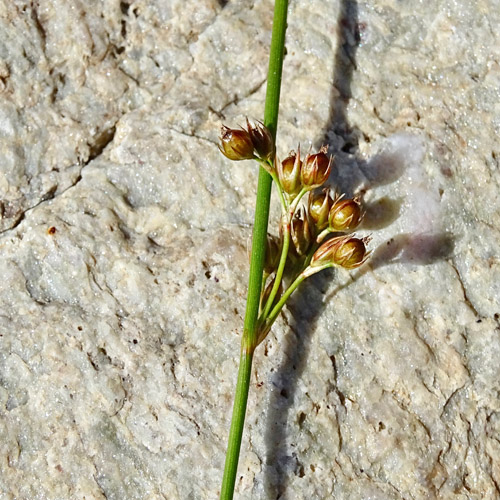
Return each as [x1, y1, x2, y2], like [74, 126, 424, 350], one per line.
[369, 232, 456, 270]
[263, 1, 363, 494]
[261, 270, 333, 497]
[261, 1, 454, 494]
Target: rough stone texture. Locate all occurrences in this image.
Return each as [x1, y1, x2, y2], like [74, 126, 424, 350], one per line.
[0, 0, 499, 499]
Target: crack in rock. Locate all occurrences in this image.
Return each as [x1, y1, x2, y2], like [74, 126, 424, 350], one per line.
[0, 124, 117, 236]
[449, 262, 481, 319]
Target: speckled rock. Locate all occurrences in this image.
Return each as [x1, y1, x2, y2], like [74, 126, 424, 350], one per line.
[0, 0, 499, 499]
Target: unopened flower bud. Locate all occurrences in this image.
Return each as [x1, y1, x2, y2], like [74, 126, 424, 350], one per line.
[219, 125, 255, 160]
[291, 208, 313, 256]
[246, 119, 274, 160]
[308, 189, 336, 231]
[328, 197, 363, 232]
[300, 146, 332, 189]
[264, 235, 281, 275]
[311, 235, 370, 269]
[277, 149, 302, 197]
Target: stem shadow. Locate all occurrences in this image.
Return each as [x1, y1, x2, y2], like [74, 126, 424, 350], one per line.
[261, 1, 456, 496]
[262, 2, 361, 496]
[262, 270, 334, 498]
[321, 0, 361, 155]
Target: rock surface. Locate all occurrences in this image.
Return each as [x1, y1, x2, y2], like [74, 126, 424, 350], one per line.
[1, 0, 499, 499]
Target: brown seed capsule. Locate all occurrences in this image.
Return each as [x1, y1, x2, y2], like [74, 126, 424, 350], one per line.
[300, 146, 332, 189]
[308, 189, 336, 231]
[277, 149, 302, 197]
[328, 197, 363, 232]
[311, 235, 370, 269]
[246, 119, 274, 160]
[291, 207, 313, 256]
[218, 125, 255, 160]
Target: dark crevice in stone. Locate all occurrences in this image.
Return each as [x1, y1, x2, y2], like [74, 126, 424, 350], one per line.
[31, 4, 47, 53]
[88, 126, 117, 161]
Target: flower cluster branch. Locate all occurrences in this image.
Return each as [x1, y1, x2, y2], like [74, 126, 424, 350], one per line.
[219, 120, 370, 346]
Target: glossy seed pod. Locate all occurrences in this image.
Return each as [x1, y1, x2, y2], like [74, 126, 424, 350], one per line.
[218, 126, 255, 160]
[311, 235, 371, 269]
[308, 189, 336, 231]
[277, 149, 302, 198]
[328, 197, 363, 232]
[300, 146, 332, 189]
[291, 207, 313, 256]
[246, 119, 274, 161]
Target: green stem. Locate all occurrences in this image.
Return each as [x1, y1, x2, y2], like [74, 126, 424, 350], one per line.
[269, 171, 288, 215]
[261, 217, 290, 319]
[242, 168, 273, 351]
[267, 273, 306, 325]
[289, 187, 308, 215]
[219, 350, 253, 500]
[255, 272, 306, 344]
[303, 237, 322, 270]
[260, 185, 308, 322]
[264, 263, 332, 333]
[220, 2, 289, 499]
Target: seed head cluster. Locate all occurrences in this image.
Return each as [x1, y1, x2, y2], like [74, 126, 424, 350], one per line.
[219, 120, 371, 331]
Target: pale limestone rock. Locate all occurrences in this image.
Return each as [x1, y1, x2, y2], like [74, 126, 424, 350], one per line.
[0, 0, 499, 499]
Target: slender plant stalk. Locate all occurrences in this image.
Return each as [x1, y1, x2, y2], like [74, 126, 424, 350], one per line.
[267, 264, 329, 325]
[261, 222, 290, 318]
[267, 273, 306, 324]
[269, 170, 288, 213]
[257, 263, 326, 343]
[220, 2, 289, 499]
[260, 181, 307, 321]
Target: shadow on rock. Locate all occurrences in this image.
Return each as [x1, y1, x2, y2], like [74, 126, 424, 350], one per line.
[368, 232, 456, 270]
[362, 196, 403, 230]
[262, 270, 333, 498]
[321, 0, 361, 152]
[261, 0, 454, 495]
[263, 2, 363, 494]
